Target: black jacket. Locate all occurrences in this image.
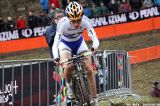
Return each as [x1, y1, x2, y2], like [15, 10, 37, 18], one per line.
[27, 15, 40, 28]
[6, 20, 15, 31]
[0, 19, 6, 32]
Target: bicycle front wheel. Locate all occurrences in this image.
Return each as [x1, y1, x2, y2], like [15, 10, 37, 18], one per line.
[77, 72, 91, 106]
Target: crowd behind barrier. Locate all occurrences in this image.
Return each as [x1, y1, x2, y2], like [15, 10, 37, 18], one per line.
[1, 6, 160, 42]
[1, 0, 160, 32]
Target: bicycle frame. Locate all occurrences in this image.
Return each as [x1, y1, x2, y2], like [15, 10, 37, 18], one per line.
[60, 52, 93, 106]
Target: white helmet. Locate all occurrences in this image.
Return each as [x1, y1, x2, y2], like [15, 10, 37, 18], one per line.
[66, 1, 83, 21]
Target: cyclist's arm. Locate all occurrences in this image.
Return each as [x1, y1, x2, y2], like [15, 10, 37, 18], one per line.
[52, 32, 61, 59]
[85, 20, 99, 49]
[88, 28, 99, 49]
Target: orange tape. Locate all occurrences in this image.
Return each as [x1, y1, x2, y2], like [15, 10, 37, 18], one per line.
[129, 45, 160, 64]
[0, 36, 48, 54]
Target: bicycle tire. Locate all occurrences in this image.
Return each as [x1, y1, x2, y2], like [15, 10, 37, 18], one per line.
[72, 72, 91, 106]
[78, 72, 91, 106]
[72, 78, 83, 106]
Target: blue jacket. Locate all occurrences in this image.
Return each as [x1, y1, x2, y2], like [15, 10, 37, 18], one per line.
[45, 23, 57, 46]
[45, 23, 57, 58]
[154, 0, 160, 5]
[39, 0, 49, 10]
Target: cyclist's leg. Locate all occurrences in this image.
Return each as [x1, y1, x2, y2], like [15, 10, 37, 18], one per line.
[61, 49, 73, 82]
[77, 40, 98, 98]
[84, 56, 97, 97]
[59, 42, 75, 99]
[83, 56, 99, 106]
[59, 42, 73, 82]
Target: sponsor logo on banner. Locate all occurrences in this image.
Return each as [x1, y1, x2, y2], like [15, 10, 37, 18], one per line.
[0, 26, 49, 42]
[0, 80, 18, 105]
[90, 6, 160, 27]
[0, 30, 19, 42]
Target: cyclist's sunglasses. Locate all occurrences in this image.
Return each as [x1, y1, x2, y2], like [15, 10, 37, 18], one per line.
[70, 19, 82, 24]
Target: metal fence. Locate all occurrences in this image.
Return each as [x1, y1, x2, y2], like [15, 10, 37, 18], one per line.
[0, 59, 56, 106]
[0, 50, 140, 106]
[95, 50, 140, 103]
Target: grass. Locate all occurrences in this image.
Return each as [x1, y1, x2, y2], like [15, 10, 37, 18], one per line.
[0, 48, 50, 60]
[98, 30, 160, 51]
[0, 30, 160, 105]
[131, 59, 160, 96]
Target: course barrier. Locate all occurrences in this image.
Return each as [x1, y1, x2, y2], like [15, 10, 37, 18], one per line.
[0, 59, 55, 106]
[0, 50, 142, 106]
[95, 50, 140, 103]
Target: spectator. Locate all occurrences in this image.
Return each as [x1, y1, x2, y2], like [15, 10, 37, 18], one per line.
[27, 11, 39, 28]
[45, 9, 64, 58]
[154, 0, 160, 6]
[6, 16, 16, 31]
[101, 0, 110, 6]
[99, 1, 110, 16]
[108, 0, 119, 14]
[50, 3, 56, 13]
[119, 0, 132, 13]
[0, 17, 6, 32]
[39, 11, 49, 26]
[16, 15, 27, 29]
[92, 0, 101, 6]
[48, 3, 56, 20]
[39, 0, 49, 14]
[129, 0, 142, 11]
[142, 0, 154, 8]
[50, 0, 60, 8]
[86, 0, 93, 7]
[91, 3, 101, 17]
[150, 81, 160, 98]
[82, 3, 92, 18]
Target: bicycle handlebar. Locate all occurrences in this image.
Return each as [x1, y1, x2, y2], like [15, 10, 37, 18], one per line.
[60, 51, 92, 64]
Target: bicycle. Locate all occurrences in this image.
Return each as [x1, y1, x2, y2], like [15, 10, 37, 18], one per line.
[60, 51, 98, 106]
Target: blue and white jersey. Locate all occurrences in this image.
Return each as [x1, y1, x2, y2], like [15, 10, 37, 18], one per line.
[53, 15, 99, 59]
[56, 16, 92, 42]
